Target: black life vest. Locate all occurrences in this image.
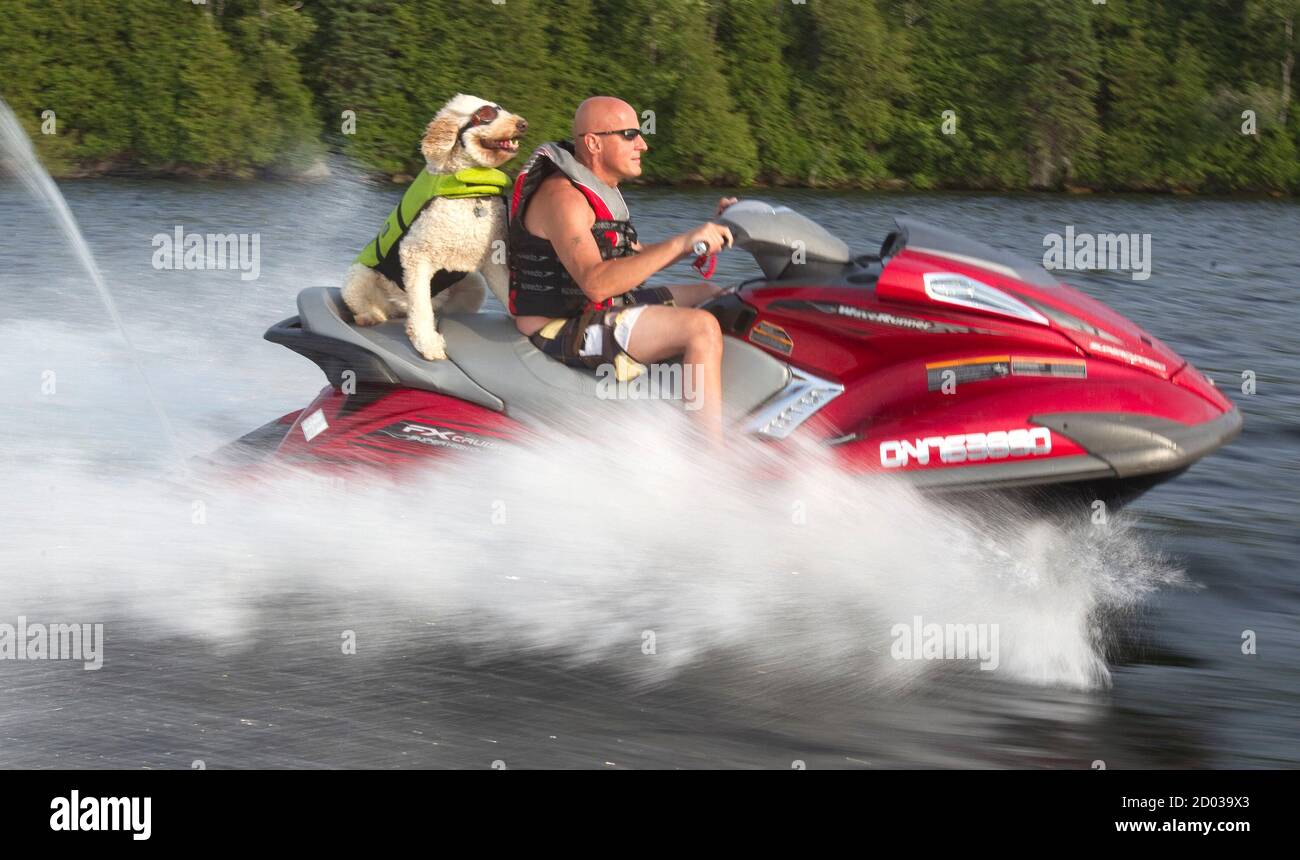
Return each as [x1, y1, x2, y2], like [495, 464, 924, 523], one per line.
[507, 141, 640, 317]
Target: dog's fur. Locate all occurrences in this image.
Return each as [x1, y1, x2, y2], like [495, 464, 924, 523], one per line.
[342, 94, 526, 360]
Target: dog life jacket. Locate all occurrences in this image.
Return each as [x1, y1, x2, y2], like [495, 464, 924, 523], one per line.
[507, 141, 640, 317]
[354, 166, 510, 291]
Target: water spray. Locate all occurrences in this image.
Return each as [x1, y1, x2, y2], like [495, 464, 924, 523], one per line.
[0, 98, 184, 468]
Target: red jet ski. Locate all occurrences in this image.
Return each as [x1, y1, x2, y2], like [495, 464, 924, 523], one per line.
[223, 201, 1241, 506]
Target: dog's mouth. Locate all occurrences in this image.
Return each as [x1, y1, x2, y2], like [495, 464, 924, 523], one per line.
[480, 137, 520, 153]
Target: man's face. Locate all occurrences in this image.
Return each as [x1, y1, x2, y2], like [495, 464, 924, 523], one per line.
[589, 107, 648, 179]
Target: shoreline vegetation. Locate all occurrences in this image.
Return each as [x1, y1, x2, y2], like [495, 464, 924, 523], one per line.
[1, 0, 1297, 194]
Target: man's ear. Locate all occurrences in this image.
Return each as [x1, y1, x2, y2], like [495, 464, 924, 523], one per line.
[421, 109, 462, 171]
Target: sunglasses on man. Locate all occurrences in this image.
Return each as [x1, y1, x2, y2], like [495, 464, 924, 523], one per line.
[588, 128, 643, 141]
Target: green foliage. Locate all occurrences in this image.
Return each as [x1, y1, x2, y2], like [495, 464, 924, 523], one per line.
[2, 0, 322, 176]
[0, 0, 1296, 191]
[716, 0, 806, 182]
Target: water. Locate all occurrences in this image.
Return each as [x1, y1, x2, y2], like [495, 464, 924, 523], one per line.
[0, 102, 179, 461]
[0, 133, 1297, 767]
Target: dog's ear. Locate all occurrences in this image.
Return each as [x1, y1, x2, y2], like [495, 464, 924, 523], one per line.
[421, 105, 463, 171]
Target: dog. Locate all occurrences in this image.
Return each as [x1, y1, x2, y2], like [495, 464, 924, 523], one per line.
[342, 94, 527, 360]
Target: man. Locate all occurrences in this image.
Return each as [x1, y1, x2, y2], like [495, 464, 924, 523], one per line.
[507, 96, 735, 439]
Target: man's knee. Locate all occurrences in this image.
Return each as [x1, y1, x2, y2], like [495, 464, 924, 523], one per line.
[687, 309, 723, 354]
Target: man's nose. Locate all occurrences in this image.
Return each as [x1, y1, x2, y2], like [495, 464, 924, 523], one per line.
[635, 134, 648, 151]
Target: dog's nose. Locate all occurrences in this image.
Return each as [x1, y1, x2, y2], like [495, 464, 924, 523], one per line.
[515, 119, 528, 134]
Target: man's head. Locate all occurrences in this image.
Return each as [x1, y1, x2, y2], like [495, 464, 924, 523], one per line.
[572, 96, 647, 183]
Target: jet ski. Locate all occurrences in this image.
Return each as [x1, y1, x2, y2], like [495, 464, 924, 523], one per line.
[221, 201, 1241, 506]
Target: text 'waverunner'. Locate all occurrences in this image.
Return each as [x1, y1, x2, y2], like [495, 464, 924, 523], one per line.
[219, 202, 1241, 507]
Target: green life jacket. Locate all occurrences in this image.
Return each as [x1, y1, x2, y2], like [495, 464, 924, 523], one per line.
[354, 167, 510, 290]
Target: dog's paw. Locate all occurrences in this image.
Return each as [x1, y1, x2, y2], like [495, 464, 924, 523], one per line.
[354, 309, 387, 326]
[406, 324, 447, 361]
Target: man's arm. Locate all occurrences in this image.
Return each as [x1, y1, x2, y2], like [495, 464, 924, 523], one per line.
[532, 180, 733, 305]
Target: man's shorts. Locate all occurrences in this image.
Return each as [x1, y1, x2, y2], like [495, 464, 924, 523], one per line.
[529, 286, 676, 381]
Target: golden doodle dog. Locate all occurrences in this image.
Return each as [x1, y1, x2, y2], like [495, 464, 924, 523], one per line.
[342, 94, 527, 360]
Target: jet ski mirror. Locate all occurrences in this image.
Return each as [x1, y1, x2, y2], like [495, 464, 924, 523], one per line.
[714, 200, 851, 280]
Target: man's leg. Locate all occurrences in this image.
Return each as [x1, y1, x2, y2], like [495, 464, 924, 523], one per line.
[623, 305, 724, 441]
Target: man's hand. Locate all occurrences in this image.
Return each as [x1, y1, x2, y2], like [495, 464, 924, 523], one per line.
[716, 197, 739, 216]
[682, 222, 734, 257]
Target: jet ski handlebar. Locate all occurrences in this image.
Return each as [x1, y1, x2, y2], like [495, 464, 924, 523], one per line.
[709, 200, 852, 280]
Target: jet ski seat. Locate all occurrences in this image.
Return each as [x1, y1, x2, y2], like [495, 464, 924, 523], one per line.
[289, 286, 791, 421]
[289, 287, 504, 411]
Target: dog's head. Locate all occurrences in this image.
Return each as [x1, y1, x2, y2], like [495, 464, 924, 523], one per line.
[420, 94, 527, 173]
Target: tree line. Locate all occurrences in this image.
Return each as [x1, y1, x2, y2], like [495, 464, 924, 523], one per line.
[1, 0, 1297, 192]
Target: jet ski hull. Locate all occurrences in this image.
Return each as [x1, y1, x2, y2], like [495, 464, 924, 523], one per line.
[224, 209, 1242, 508]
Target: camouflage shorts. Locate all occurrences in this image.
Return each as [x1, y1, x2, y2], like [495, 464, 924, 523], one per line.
[529, 286, 675, 381]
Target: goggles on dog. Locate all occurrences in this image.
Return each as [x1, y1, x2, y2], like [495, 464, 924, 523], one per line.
[458, 105, 501, 138]
[589, 128, 643, 141]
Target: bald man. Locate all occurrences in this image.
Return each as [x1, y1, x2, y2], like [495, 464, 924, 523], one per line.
[506, 96, 736, 438]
